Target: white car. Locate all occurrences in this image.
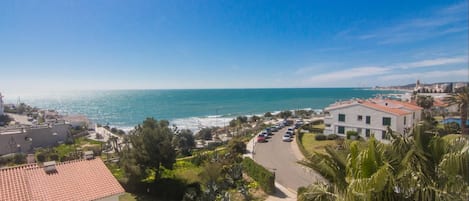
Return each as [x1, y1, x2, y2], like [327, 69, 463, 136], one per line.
[282, 134, 292, 142]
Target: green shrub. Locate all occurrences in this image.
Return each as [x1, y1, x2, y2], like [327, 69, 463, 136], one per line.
[242, 158, 275, 194]
[310, 128, 324, 133]
[327, 134, 338, 140]
[315, 134, 327, 141]
[311, 120, 324, 125]
[346, 131, 358, 139]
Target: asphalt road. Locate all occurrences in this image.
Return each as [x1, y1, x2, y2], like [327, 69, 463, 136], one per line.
[253, 126, 321, 191]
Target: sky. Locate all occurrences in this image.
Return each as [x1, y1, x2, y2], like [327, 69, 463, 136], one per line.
[0, 0, 468, 93]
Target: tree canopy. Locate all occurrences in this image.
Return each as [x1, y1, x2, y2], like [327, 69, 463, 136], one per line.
[444, 86, 469, 135]
[195, 127, 213, 140]
[172, 129, 195, 156]
[121, 118, 176, 183]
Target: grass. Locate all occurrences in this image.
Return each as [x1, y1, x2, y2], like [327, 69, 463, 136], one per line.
[75, 137, 104, 145]
[55, 144, 78, 159]
[107, 163, 126, 180]
[300, 133, 336, 155]
[311, 124, 325, 130]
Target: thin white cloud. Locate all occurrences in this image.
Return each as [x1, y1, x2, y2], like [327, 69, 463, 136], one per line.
[357, 1, 467, 44]
[308, 66, 390, 83]
[439, 1, 468, 14]
[394, 56, 467, 69]
[379, 69, 468, 81]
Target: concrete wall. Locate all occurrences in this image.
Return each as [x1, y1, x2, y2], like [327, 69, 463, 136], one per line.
[0, 124, 71, 155]
[28, 124, 70, 148]
[0, 130, 33, 155]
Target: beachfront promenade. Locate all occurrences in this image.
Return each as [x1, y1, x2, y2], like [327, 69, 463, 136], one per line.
[245, 118, 325, 200]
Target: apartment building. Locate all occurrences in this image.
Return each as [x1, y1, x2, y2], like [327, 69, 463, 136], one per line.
[323, 99, 422, 141]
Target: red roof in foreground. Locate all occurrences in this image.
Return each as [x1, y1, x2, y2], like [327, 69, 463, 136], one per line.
[0, 158, 124, 201]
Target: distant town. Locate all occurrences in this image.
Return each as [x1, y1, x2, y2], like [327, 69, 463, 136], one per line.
[375, 80, 468, 93]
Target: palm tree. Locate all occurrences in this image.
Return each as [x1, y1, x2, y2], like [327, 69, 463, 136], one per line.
[298, 125, 469, 201]
[444, 86, 469, 135]
[416, 95, 434, 118]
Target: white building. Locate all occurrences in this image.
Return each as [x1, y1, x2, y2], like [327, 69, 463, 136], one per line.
[323, 99, 422, 141]
[0, 93, 4, 116]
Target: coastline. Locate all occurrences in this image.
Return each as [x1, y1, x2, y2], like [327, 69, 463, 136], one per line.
[2, 88, 403, 133]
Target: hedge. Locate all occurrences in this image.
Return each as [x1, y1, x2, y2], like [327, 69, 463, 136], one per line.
[346, 131, 358, 139]
[315, 134, 327, 141]
[327, 134, 338, 140]
[242, 157, 275, 194]
[296, 130, 310, 158]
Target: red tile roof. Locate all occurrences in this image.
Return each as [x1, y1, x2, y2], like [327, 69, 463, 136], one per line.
[325, 98, 422, 116]
[362, 101, 411, 116]
[0, 158, 124, 201]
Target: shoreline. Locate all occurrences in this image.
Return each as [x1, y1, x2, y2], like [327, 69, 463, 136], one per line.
[2, 88, 403, 133]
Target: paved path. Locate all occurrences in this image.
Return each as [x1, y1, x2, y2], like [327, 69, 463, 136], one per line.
[247, 123, 325, 200]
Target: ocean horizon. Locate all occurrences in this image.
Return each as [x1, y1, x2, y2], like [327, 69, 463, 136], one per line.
[3, 88, 403, 132]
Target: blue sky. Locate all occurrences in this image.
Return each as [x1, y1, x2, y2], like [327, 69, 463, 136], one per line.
[0, 0, 468, 92]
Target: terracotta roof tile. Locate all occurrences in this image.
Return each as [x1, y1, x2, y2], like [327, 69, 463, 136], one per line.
[0, 158, 124, 201]
[382, 99, 422, 111]
[362, 101, 411, 116]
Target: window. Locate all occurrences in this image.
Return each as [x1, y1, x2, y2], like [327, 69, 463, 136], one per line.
[325, 124, 331, 127]
[404, 116, 407, 125]
[413, 112, 415, 119]
[382, 117, 391, 126]
[357, 128, 362, 134]
[338, 114, 346, 122]
[365, 129, 370, 137]
[366, 116, 371, 124]
[381, 130, 388, 140]
[338, 126, 345, 134]
[357, 115, 363, 121]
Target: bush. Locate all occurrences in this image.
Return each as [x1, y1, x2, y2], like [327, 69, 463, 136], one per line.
[36, 153, 46, 163]
[315, 134, 327, 141]
[346, 131, 358, 139]
[311, 120, 324, 125]
[242, 158, 275, 194]
[327, 134, 338, 140]
[227, 138, 246, 155]
[310, 128, 324, 133]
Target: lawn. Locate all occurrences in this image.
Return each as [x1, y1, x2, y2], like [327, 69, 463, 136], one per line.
[300, 133, 337, 155]
[311, 124, 325, 130]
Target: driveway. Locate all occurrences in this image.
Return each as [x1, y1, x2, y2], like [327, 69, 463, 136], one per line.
[253, 126, 324, 193]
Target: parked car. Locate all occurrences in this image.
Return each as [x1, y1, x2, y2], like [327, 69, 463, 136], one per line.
[257, 135, 266, 143]
[282, 134, 292, 142]
[286, 131, 294, 137]
[270, 126, 278, 132]
[265, 128, 272, 135]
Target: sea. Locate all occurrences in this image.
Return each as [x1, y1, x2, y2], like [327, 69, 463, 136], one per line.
[4, 88, 402, 132]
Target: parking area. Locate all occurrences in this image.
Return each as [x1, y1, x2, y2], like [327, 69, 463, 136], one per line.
[253, 119, 323, 191]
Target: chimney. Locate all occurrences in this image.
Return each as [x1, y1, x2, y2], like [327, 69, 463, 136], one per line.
[43, 161, 57, 174]
[83, 151, 94, 160]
